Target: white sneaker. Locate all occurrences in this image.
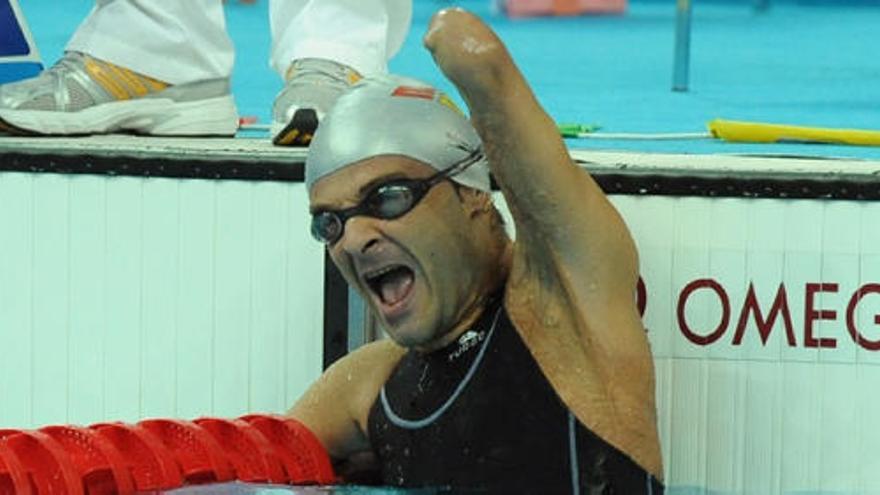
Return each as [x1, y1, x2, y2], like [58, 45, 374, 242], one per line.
[0, 51, 239, 137]
[271, 58, 361, 146]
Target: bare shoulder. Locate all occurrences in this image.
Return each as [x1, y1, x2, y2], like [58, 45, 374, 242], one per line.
[299, 338, 406, 416]
[287, 339, 407, 459]
[342, 339, 409, 396]
[337, 338, 408, 373]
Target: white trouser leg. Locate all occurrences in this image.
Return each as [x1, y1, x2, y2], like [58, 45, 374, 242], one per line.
[269, 0, 412, 78]
[66, 0, 234, 84]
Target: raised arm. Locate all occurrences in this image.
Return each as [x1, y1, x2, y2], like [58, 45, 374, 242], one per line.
[424, 9, 662, 478]
[424, 8, 638, 301]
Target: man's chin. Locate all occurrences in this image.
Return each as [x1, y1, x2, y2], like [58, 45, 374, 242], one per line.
[388, 334, 422, 349]
[382, 321, 435, 350]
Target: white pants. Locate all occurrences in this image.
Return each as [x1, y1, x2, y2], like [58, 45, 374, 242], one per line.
[66, 0, 412, 84]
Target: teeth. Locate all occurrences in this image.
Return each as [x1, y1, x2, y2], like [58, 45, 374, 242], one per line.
[364, 265, 401, 281]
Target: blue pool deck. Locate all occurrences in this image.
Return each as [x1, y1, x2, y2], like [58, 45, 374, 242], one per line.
[15, 0, 880, 161]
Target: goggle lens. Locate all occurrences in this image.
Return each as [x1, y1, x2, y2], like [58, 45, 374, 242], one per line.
[310, 182, 420, 244]
[368, 184, 417, 219]
[311, 212, 343, 244]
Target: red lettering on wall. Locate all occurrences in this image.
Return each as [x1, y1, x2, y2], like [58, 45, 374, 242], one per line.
[804, 283, 838, 348]
[732, 283, 796, 346]
[677, 278, 730, 346]
[846, 283, 880, 351]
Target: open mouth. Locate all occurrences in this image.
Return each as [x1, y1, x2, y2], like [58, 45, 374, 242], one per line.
[363, 264, 415, 308]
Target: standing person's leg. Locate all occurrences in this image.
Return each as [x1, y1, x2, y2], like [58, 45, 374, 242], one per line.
[268, 0, 412, 146]
[68, 0, 234, 84]
[0, 0, 238, 136]
[270, 0, 410, 77]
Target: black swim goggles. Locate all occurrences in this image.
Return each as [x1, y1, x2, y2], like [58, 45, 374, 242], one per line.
[310, 147, 485, 245]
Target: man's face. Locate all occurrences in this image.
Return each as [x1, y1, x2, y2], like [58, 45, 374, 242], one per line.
[309, 155, 488, 349]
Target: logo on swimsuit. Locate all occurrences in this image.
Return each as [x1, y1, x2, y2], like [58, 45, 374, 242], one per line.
[447, 330, 485, 362]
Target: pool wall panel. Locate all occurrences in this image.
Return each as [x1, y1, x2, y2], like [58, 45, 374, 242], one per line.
[0, 173, 325, 428]
[0, 173, 34, 428]
[31, 174, 71, 427]
[176, 179, 220, 420]
[68, 175, 107, 425]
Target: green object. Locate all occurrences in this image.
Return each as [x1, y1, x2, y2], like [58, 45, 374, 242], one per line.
[558, 123, 601, 138]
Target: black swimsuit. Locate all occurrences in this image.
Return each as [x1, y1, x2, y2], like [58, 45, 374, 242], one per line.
[367, 296, 664, 494]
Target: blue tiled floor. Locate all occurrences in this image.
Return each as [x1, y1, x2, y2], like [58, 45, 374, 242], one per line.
[17, 0, 880, 159]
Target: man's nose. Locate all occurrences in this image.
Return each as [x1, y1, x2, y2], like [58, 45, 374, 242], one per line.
[336, 216, 382, 255]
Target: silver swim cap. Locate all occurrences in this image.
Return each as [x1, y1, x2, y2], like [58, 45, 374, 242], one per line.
[306, 75, 491, 192]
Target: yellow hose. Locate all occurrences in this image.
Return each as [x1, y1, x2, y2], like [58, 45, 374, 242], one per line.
[708, 119, 880, 146]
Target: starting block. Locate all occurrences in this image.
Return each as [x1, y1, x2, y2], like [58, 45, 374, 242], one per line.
[501, 0, 626, 17]
[0, 0, 42, 84]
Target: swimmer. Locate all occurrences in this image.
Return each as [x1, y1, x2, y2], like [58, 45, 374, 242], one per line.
[292, 8, 663, 493]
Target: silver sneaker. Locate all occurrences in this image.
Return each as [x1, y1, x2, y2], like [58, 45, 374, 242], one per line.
[271, 58, 361, 147]
[0, 51, 239, 136]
